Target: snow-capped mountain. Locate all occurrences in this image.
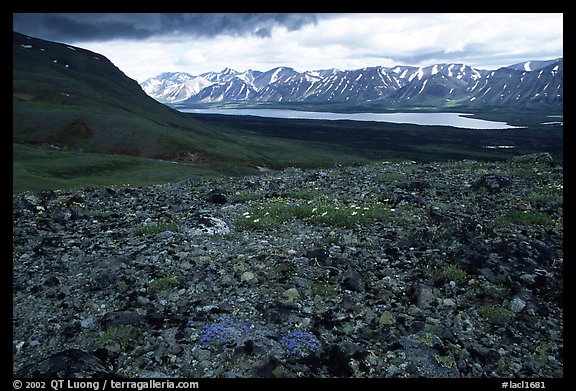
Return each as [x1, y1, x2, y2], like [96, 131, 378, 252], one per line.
[140, 58, 563, 109]
[199, 67, 237, 83]
[141, 72, 213, 103]
[506, 58, 562, 72]
[192, 78, 257, 102]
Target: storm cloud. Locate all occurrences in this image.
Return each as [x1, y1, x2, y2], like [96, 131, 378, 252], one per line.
[12, 13, 322, 42]
[12, 13, 563, 83]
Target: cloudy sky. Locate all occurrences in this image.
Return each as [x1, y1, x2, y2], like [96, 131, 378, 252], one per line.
[13, 13, 563, 83]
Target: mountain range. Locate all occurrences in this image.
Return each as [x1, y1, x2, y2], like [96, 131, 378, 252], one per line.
[12, 31, 564, 193]
[141, 59, 563, 110]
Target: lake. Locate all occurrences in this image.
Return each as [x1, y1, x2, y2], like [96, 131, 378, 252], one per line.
[179, 108, 521, 130]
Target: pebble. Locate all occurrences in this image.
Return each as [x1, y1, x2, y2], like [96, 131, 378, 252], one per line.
[443, 298, 456, 307]
[509, 297, 526, 313]
[283, 288, 300, 302]
[240, 271, 256, 283]
[80, 317, 94, 329]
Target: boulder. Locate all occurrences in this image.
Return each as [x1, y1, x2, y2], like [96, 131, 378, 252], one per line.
[15, 349, 118, 378]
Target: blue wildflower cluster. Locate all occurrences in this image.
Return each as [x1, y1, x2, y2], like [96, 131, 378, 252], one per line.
[197, 317, 322, 358]
[279, 330, 321, 358]
[198, 316, 252, 347]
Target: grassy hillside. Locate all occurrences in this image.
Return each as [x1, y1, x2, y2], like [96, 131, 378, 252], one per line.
[13, 143, 225, 194]
[12, 32, 367, 193]
[13, 31, 268, 160]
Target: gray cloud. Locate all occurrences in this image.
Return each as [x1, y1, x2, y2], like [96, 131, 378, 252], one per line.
[12, 13, 322, 42]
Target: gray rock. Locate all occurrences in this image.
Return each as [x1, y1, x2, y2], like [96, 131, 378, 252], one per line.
[240, 271, 256, 283]
[101, 312, 147, 329]
[15, 349, 117, 378]
[12, 157, 564, 378]
[283, 288, 300, 301]
[414, 283, 437, 309]
[342, 269, 365, 292]
[137, 296, 151, 305]
[292, 276, 314, 288]
[471, 174, 511, 193]
[80, 317, 94, 329]
[400, 336, 460, 378]
[304, 248, 329, 262]
[509, 297, 526, 313]
[157, 230, 174, 239]
[179, 213, 230, 236]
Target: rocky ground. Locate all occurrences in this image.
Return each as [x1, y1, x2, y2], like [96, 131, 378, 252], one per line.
[13, 153, 563, 378]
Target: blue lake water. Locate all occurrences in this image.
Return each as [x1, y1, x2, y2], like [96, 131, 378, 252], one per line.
[179, 108, 521, 130]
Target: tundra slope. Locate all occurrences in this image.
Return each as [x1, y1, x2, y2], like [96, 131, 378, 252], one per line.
[13, 154, 563, 378]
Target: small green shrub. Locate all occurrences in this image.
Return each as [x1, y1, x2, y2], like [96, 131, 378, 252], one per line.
[235, 200, 392, 230]
[312, 282, 338, 297]
[147, 274, 178, 293]
[434, 264, 468, 283]
[528, 186, 563, 207]
[93, 325, 138, 350]
[478, 304, 515, 325]
[435, 354, 456, 369]
[134, 222, 179, 235]
[494, 210, 555, 227]
[479, 282, 510, 299]
[374, 172, 407, 182]
[378, 311, 395, 326]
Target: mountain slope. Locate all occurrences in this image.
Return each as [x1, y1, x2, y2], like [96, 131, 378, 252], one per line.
[13, 31, 212, 158]
[465, 62, 563, 107]
[12, 32, 368, 192]
[143, 60, 562, 111]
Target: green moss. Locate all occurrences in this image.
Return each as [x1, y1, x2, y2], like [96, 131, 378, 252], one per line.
[378, 311, 395, 326]
[116, 280, 129, 293]
[417, 332, 436, 347]
[285, 189, 327, 200]
[271, 366, 284, 378]
[534, 341, 559, 365]
[496, 355, 509, 371]
[435, 354, 456, 369]
[274, 263, 295, 276]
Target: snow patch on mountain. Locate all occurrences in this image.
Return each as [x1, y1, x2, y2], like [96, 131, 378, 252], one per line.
[140, 58, 562, 108]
